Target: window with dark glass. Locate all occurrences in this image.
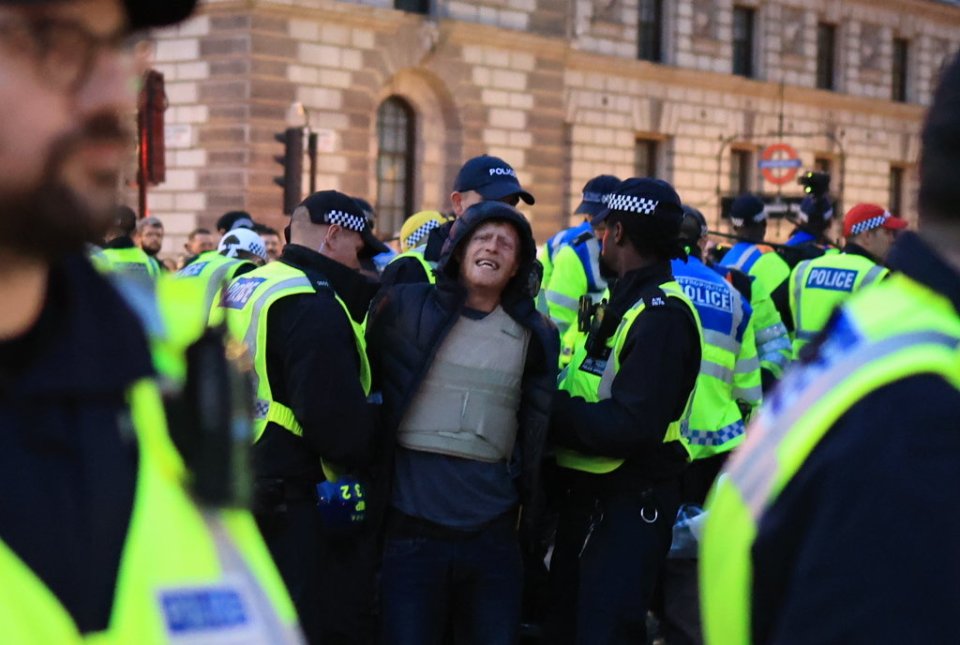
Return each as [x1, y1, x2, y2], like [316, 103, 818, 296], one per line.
[395, 0, 430, 15]
[376, 97, 415, 236]
[730, 148, 752, 193]
[816, 23, 836, 90]
[892, 38, 909, 102]
[638, 0, 663, 62]
[889, 166, 905, 216]
[635, 138, 659, 178]
[732, 6, 755, 78]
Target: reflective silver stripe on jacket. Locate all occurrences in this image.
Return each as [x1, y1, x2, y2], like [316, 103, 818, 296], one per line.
[242, 276, 313, 409]
[727, 331, 960, 521]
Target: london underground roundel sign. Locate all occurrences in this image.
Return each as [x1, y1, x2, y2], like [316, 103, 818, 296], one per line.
[759, 143, 802, 185]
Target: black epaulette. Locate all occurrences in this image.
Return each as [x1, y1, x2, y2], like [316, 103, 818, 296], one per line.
[572, 230, 594, 247]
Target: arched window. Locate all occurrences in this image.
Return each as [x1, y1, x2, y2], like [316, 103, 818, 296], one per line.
[376, 97, 415, 237]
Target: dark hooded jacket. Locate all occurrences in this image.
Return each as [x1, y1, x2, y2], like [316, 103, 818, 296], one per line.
[366, 202, 559, 545]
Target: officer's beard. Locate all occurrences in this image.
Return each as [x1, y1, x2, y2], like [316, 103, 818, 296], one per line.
[0, 115, 131, 263]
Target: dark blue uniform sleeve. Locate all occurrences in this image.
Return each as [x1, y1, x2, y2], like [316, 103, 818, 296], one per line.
[551, 304, 700, 457]
[266, 293, 376, 468]
[753, 374, 960, 644]
[379, 257, 429, 289]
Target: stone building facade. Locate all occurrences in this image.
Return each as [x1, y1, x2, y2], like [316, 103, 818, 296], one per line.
[143, 0, 960, 254]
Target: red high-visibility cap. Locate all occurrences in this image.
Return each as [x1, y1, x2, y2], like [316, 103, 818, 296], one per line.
[843, 203, 908, 238]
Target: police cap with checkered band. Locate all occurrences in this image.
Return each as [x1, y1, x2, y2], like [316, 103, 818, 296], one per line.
[592, 177, 684, 227]
[843, 203, 907, 238]
[298, 189, 388, 257]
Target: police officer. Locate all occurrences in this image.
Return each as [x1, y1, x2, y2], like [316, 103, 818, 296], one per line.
[223, 190, 379, 644]
[384, 209, 448, 285]
[655, 205, 762, 644]
[92, 205, 161, 282]
[545, 178, 703, 644]
[539, 174, 620, 309]
[788, 203, 907, 357]
[784, 194, 837, 252]
[0, 0, 299, 641]
[543, 175, 621, 360]
[719, 195, 793, 387]
[216, 209, 256, 235]
[177, 226, 268, 323]
[700, 53, 960, 644]
[380, 154, 534, 288]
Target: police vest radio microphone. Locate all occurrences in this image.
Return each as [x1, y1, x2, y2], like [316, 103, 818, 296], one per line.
[178, 327, 255, 509]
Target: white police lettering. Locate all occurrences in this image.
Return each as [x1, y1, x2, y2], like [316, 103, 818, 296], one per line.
[488, 167, 517, 178]
[176, 261, 209, 278]
[677, 277, 733, 312]
[579, 356, 607, 376]
[223, 277, 267, 310]
[158, 575, 272, 644]
[806, 268, 858, 292]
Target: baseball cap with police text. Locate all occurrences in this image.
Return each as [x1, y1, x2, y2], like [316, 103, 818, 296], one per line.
[728, 194, 767, 228]
[575, 174, 621, 218]
[453, 155, 535, 205]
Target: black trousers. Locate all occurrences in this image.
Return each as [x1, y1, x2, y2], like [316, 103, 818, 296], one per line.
[256, 498, 378, 645]
[543, 480, 680, 645]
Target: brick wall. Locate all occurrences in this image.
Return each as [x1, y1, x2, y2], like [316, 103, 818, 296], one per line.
[144, 0, 958, 257]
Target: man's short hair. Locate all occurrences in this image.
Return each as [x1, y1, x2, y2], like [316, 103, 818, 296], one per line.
[919, 51, 960, 225]
[136, 216, 164, 233]
[114, 205, 138, 236]
[252, 223, 279, 237]
[187, 227, 211, 240]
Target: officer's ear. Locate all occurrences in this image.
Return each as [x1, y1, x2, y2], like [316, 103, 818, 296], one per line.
[612, 221, 625, 246]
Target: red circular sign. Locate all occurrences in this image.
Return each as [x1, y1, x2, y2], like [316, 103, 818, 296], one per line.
[760, 143, 801, 185]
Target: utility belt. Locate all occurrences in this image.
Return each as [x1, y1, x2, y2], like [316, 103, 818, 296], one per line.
[385, 507, 517, 542]
[558, 443, 689, 497]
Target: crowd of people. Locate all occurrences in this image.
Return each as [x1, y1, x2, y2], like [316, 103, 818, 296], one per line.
[2, 0, 960, 644]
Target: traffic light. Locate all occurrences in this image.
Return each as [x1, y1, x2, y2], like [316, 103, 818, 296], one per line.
[274, 127, 304, 215]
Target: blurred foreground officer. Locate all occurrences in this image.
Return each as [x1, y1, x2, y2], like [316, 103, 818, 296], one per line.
[177, 227, 267, 322]
[545, 178, 703, 644]
[223, 190, 379, 644]
[381, 154, 535, 288]
[788, 203, 906, 357]
[0, 0, 300, 641]
[700, 53, 960, 645]
[92, 205, 160, 282]
[656, 206, 761, 644]
[367, 201, 558, 644]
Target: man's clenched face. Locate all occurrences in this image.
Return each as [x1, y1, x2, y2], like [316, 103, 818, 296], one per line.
[0, 0, 136, 260]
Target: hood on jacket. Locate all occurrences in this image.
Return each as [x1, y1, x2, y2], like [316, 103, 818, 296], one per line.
[436, 201, 539, 303]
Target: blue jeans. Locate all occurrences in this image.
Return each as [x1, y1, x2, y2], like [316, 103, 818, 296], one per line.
[379, 514, 523, 645]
